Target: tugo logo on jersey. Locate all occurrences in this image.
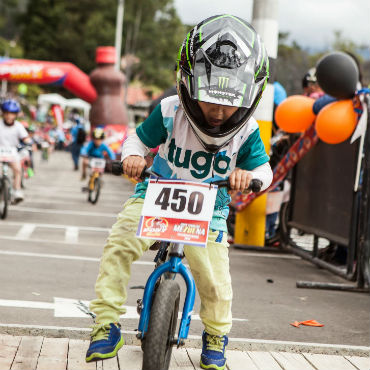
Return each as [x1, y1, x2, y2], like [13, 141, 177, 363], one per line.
[167, 138, 231, 179]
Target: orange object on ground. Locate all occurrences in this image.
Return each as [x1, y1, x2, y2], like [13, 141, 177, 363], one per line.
[291, 320, 324, 328]
[291, 321, 301, 328]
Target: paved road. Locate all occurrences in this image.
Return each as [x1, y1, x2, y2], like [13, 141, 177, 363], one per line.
[0, 151, 369, 347]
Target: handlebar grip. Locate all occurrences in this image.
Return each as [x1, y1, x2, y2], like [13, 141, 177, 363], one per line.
[111, 161, 123, 176]
[111, 160, 148, 180]
[248, 179, 263, 193]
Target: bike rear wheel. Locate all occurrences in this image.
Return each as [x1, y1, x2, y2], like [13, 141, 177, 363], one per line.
[142, 279, 180, 370]
[88, 177, 101, 204]
[0, 177, 10, 219]
[42, 148, 48, 161]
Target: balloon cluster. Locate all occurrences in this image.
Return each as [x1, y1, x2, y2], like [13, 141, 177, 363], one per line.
[275, 52, 359, 144]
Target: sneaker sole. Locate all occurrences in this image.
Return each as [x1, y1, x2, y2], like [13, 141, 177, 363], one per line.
[200, 359, 226, 370]
[85, 336, 124, 363]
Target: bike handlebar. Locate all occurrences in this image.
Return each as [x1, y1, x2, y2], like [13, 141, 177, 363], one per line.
[111, 160, 263, 193]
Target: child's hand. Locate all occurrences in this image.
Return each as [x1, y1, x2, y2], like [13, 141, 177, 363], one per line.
[228, 168, 253, 193]
[122, 155, 146, 181]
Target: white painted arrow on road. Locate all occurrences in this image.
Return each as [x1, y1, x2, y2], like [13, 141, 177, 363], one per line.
[0, 297, 248, 321]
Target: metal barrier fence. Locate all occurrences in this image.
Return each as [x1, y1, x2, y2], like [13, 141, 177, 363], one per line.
[284, 96, 369, 292]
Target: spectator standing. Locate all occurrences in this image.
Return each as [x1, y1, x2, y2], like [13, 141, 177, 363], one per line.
[70, 116, 86, 170]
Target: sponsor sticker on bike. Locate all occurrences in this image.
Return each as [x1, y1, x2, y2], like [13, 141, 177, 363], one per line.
[137, 178, 218, 247]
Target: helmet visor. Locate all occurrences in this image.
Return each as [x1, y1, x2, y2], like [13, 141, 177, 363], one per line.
[191, 48, 263, 108]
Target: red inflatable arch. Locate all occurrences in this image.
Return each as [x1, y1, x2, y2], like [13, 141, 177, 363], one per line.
[0, 57, 97, 103]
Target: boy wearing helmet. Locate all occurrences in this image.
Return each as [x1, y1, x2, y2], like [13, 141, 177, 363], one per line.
[0, 99, 31, 203]
[86, 15, 273, 369]
[80, 128, 116, 180]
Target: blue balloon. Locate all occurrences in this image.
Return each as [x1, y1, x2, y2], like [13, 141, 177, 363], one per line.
[273, 81, 287, 106]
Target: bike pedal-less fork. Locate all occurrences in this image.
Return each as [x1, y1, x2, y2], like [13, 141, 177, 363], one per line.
[136, 242, 196, 346]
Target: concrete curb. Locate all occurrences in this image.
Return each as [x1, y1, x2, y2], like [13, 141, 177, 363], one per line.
[0, 323, 369, 357]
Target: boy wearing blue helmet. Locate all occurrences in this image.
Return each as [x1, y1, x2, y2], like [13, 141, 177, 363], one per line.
[86, 15, 273, 370]
[0, 99, 31, 202]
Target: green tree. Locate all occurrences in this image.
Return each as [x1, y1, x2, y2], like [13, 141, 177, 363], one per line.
[122, 0, 185, 88]
[18, 0, 185, 89]
[0, 0, 20, 41]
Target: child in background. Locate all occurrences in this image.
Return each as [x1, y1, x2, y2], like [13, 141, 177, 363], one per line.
[80, 127, 116, 180]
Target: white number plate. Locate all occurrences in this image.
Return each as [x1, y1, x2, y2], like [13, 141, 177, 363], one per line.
[90, 158, 106, 169]
[137, 178, 218, 247]
[18, 149, 30, 160]
[0, 147, 17, 162]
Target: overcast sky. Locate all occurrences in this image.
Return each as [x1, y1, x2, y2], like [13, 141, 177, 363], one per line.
[173, 0, 370, 53]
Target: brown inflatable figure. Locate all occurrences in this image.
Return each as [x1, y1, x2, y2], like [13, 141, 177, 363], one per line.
[89, 46, 128, 129]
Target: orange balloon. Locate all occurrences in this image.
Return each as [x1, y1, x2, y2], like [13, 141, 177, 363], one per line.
[275, 95, 316, 133]
[315, 100, 357, 144]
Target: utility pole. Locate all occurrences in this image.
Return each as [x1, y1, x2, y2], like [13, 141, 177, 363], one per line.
[1, 52, 8, 96]
[234, 0, 279, 247]
[114, 0, 125, 70]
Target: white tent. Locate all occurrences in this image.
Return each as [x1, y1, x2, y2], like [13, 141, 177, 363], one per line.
[65, 98, 91, 120]
[37, 93, 66, 107]
[37, 94, 91, 120]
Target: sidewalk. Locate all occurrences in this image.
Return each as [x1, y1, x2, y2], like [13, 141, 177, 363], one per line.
[1, 332, 369, 370]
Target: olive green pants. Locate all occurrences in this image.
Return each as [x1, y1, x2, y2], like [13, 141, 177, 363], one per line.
[90, 197, 232, 335]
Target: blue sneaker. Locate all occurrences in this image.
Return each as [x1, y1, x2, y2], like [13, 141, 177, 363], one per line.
[85, 323, 124, 362]
[200, 331, 228, 370]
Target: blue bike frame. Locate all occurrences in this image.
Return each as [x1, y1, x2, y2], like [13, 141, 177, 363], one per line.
[137, 244, 196, 344]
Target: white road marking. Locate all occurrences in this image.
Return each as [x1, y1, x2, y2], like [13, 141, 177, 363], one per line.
[9, 206, 118, 218]
[0, 298, 247, 322]
[26, 185, 133, 196]
[65, 227, 79, 244]
[1, 221, 111, 232]
[15, 224, 36, 240]
[23, 198, 123, 207]
[0, 250, 154, 265]
[0, 235, 103, 246]
[0, 299, 55, 310]
[231, 251, 300, 260]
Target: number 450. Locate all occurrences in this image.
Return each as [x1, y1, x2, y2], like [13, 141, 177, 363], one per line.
[155, 187, 204, 215]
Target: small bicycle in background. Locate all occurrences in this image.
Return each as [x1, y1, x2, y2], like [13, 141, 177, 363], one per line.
[0, 147, 17, 219]
[111, 161, 262, 370]
[83, 157, 106, 204]
[18, 145, 33, 188]
[41, 140, 50, 161]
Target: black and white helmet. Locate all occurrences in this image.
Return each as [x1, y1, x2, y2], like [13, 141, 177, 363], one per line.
[302, 68, 317, 88]
[177, 15, 269, 152]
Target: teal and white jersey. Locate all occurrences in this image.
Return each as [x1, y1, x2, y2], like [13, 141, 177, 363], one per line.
[133, 95, 269, 231]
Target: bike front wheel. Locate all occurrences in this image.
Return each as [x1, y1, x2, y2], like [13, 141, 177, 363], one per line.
[88, 176, 101, 204]
[142, 279, 180, 370]
[0, 177, 10, 219]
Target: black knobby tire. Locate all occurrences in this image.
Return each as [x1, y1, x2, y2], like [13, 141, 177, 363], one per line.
[20, 167, 25, 189]
[0, 177, 10, 220]
[279, 201, 292, 245]
[88, 177, 101, 204]
[142, 280, 180, 370]
[362, 239, 370, 286]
